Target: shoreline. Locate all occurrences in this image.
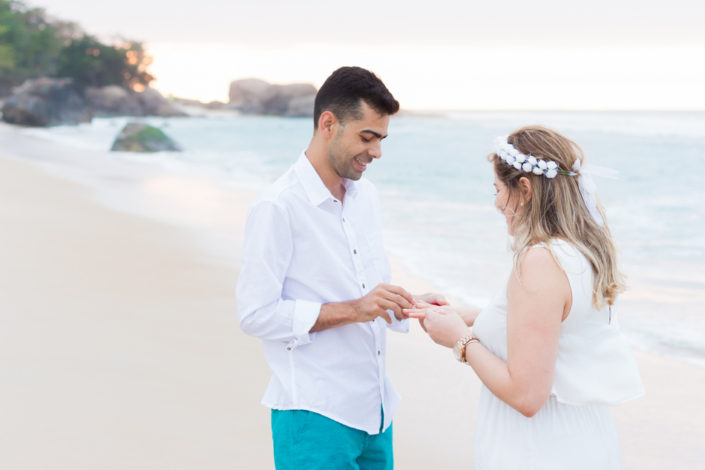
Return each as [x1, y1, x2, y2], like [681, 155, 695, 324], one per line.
[0, 150, 273, 469]
[2, 123, 705, 468]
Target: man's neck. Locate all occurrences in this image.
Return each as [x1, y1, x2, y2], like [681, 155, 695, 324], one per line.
[305, 142, 346, 201]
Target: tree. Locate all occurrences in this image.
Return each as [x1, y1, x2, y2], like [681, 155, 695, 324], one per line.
[56, 34, 153, 90]
[120, 40, 154, 91]
[0, 0, 154, 95]
[0, 1, 65, 89]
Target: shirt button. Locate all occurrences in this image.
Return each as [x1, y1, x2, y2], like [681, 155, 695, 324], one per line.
[286, 347, 292, 351]
[353, 249, 357, 254]
[362, 283, 366, 289]
[342, 217, 346, 222]
[377, 350, 381, 356]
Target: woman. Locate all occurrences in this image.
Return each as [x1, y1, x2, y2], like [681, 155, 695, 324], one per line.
[405, 126, 644, 469]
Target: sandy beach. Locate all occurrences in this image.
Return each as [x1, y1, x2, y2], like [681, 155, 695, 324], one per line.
[2, 123, 704, 468]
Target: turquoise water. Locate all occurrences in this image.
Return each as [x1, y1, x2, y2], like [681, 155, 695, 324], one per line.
[25, 111, 705, 367]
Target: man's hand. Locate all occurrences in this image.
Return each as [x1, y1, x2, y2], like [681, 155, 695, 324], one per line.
[313, 283, 415, 332]
[351, 283, 415, 323]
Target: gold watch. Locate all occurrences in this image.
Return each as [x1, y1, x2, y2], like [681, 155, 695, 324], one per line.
[453, 334, 478, 363]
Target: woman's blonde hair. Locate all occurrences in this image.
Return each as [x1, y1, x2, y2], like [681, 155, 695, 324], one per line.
[490, 125, 625, 309]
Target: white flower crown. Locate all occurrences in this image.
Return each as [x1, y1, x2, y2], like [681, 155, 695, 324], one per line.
[494, 136, 575, 179]
[492, 135, 617, 227]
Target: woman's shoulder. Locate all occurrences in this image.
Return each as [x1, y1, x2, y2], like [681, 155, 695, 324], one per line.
[523, 238, 590, 280]
[521, 243, 557, 265]
[531, 237, 574, 251]
[515, 244, 567, 291]
[522, 238, 574, 267]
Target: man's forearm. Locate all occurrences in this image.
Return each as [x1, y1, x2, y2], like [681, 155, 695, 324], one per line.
[309, 283, 410, 333]
[310, 301, 358, 333]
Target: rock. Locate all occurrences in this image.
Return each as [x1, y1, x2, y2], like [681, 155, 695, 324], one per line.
[0, 82, 11, 99]
[261, 83, 317, 116]
[171, 97, 204, 108]
[110, 122, 181, 152]
[86, 85, 142, 116]
[1, 77, 92, 126]
[204, 100, 230, 110]
[228, 78, 316, 116]
[166, 97, 243, 118]
[228, 78, 271, 111]
[285, 93, 316, 117]
[85, 86, 187, 117]
[171, 97, 231, 113]
[136, 88, 188, 117]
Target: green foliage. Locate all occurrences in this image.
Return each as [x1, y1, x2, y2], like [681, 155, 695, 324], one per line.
[0, 1, 65, 86]
[0, 0, 153, 93]
[0, 42, 13, 70]
[56, 35, 154, 89]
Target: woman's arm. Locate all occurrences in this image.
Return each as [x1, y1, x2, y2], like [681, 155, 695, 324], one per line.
[414, 246, 570, 417]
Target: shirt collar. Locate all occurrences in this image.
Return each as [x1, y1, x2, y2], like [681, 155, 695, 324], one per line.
[343, 176, 359, 199]
[294, 151, 358, 206]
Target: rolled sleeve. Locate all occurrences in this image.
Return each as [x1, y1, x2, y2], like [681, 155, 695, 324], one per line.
[289, 299, 322, 347]
[237, 200, 321, 345]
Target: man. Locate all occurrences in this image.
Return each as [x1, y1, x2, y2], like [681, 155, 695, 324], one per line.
[237, 66, 437, 469]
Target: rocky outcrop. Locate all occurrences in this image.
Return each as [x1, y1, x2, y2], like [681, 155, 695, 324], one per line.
[285, 93, 316, 117]
[86, 86, 187, 117]
[228, 79, 316, 116]
[136, 88, 188, 117]
[0, 82, 12, 99]
[85, 85, 142, 116]
[1, 78, 92, 126]
[228, 78, 270, 111]
[110, 122, 181, 152]
[170, 97, 233, 116]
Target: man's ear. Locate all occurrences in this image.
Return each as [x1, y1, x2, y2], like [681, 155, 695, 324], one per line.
[518, 176, 533, 204]
[317, 111, 338, 138]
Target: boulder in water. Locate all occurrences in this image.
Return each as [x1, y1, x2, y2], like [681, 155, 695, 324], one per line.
[110, 122, 181, 152]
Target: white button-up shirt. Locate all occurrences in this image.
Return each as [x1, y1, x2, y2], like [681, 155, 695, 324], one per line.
[237, 152, 408, 434]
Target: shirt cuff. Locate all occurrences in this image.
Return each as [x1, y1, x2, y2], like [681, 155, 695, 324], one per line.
[387, 315, 410, 333]
[288, 299, 322, 348]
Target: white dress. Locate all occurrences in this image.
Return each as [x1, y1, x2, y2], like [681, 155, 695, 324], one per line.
[471, 239, 645, 470]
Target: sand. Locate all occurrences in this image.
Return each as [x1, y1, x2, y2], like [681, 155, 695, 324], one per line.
[1, 123, 704, 468]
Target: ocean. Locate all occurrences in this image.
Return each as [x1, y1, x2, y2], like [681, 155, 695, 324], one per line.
[19, 110, 705, 367]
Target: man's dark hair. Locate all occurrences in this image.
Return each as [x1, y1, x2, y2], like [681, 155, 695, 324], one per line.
[313, 66, 400, 129]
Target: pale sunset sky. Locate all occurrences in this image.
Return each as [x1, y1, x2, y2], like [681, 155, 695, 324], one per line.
[41, 0, 705, 110]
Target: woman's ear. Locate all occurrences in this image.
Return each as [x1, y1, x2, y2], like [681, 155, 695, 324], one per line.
[518, 176, 533, 205]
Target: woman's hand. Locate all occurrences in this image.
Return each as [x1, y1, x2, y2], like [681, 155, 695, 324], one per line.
[410, 293, 480, 327]
[413, 292, 448, 307]
[404, 305, 470, 348]
[407, 293, 448, 331]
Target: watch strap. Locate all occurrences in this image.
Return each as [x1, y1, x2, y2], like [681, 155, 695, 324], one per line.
[455, 334, 478, 363]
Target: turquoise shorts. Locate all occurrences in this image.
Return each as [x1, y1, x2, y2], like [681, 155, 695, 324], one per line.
[271, 409, 393, 470]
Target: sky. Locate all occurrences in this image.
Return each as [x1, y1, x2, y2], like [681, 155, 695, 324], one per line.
[38, 0, 705, 110]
